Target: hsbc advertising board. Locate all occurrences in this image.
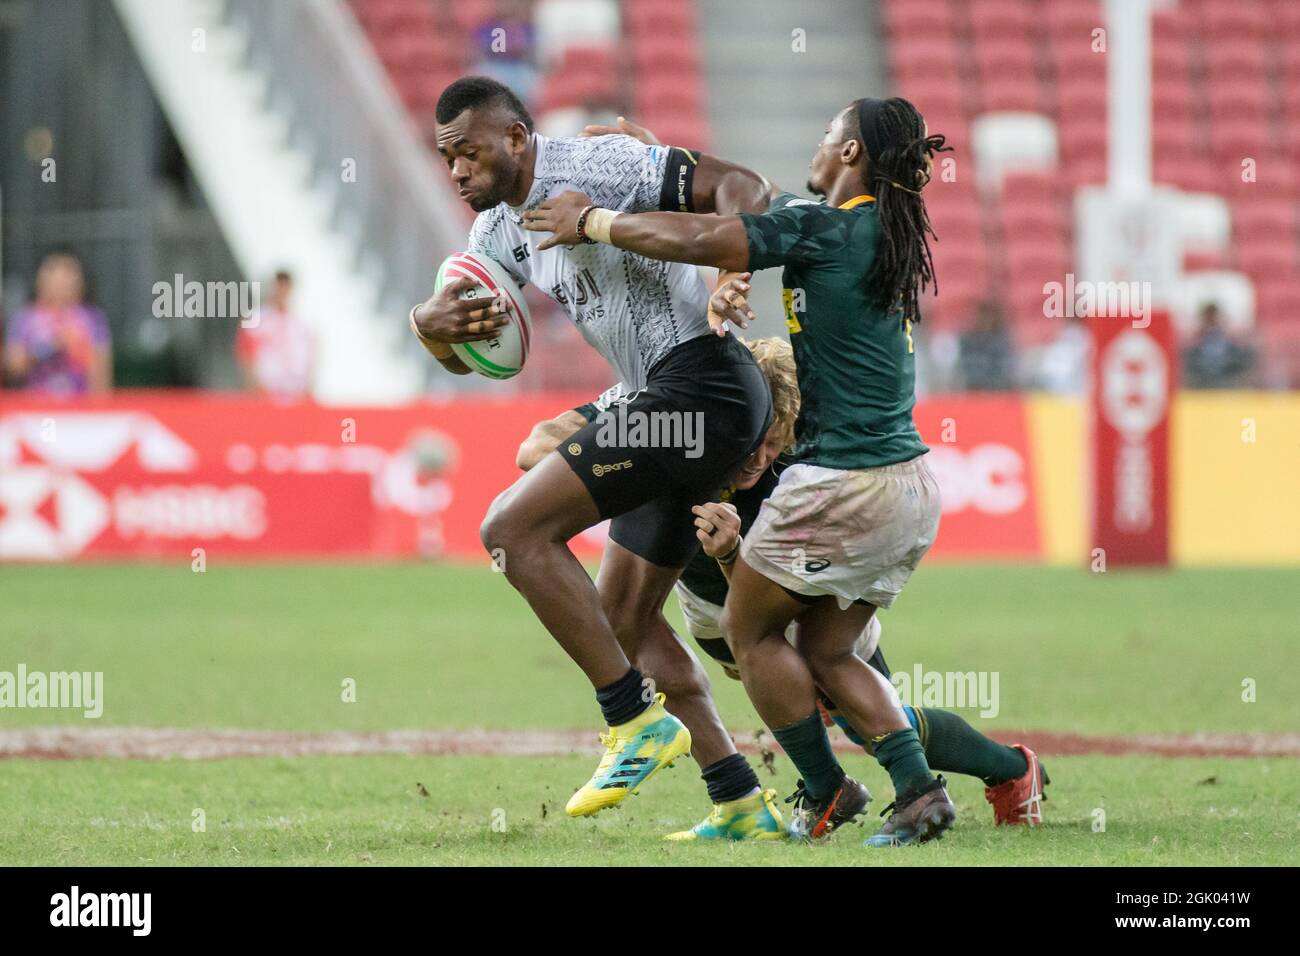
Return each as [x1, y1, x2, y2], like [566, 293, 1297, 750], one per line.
[0, 392, 1049, 562]
[1090, 312, 1175, 565]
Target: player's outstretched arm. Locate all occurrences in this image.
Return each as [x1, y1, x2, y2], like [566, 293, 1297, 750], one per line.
[523, 192, 750, 272]
[582, 116, 777, 216]
[691, 154, 777, 216]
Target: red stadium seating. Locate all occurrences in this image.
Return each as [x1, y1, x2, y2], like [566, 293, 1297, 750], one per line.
[881, 0, 1300, 378]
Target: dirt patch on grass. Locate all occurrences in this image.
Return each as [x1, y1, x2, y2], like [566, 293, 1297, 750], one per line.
[1, 727, 1296, 760]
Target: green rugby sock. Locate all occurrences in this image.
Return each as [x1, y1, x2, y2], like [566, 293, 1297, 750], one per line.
[872, 727, 933, 795]
[771, 711, 845, 801]
[914, 708, 1029, 787]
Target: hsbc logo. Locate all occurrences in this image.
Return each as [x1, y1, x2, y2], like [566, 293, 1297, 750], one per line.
[926, 444, 1027, 515]
[0, 467, 111, 559]
[0, 413, 198, 560]
[1099, 329, 1170, 535]
[1100, 330, 1168, 440]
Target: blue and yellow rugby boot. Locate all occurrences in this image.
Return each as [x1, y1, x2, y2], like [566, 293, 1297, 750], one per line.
[565, 693, 692, 817]
[664, 788, 788, 841]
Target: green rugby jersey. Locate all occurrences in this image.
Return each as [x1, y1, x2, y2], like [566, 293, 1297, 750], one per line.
[739, 192, 928, 469]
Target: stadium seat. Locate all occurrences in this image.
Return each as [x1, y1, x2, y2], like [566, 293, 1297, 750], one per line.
[621, 0, 694, 36]
[1155, 156, 1216, 195]
[881, 0, 953, 39]
[630, 35, 701, 74]
[1233, 198, 1298, 239]
[1152, 77, 1193, 120]
[897, 78, 966, 121]
[1151, 37, 1192, 77]
[1257, 283, 1300, 326]
[889, 33, 964, 73]
[1204, 41, 1267, 82]
[969, 0, 1036, 40]
[980, 77, 1044, 115]
[447, 0, 498, 33]
[1209, 116, 1270, 161]
[1152, 119, 1197, 156]
[973, 36, 1037, 82]
[1057, 83, 1106, 122]
[1201, 2, 1268, 41]
[1057, 113, 1108, 158]
[355, 0, 440, 35]
[1041, 0, 1105, 41]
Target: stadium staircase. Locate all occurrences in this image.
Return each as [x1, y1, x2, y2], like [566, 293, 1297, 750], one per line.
[695, 0, 887, 339]
[112, 0, 467, 402]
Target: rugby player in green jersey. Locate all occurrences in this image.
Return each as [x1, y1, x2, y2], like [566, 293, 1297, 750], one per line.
[524, 98, 1048, 845]
[521, 337, 1048, 840]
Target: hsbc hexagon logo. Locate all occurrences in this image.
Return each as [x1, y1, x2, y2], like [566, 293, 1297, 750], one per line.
[1100, 329, 1168, 440]
[0, 413, 197, 560]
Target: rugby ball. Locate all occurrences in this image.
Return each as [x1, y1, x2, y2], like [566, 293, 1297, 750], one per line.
[433, 251, 531, 380]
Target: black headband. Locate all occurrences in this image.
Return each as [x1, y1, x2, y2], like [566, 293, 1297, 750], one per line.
[853, 97, 888, 162]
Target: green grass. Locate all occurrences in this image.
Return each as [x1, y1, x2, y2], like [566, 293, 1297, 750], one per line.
[1, 753, 1293, 866]
[2, 563, 1296, 866]
[2, 563, 1296, 734]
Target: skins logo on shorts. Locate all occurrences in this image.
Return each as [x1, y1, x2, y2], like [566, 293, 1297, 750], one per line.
[592, 461, 633, 477]
[567, 442, 582, 455]
[803, 559, 831, 573]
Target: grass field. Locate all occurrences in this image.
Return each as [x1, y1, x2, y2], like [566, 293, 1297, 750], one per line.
[2, 563, 1297, 865]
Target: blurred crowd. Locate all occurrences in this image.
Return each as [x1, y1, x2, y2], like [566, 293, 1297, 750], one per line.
[0, 250, 1264, 399]
[2, 252, 316, 399]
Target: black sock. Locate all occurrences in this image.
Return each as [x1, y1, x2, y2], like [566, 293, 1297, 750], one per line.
[701, 753, 761, 804]
[771, 710, 846, 801]
[595, 667, 651, 727]
[914, 708, 1029, 786]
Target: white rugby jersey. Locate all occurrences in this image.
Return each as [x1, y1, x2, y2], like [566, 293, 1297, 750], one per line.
[467, 133, 711, 390]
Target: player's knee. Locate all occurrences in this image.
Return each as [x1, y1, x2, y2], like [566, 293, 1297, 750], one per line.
[718, 604, 756, 657]
[479, 491, 522, 554]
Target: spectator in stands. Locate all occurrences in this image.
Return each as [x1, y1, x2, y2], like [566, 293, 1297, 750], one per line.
[1036, 314, 1091, 394]
[471, 0, 539, 107]
[1182, 302, 1255, 389]
[958, 299, 1017, 390]
[3, 252, 112, 395]
[237, 269, 315, 400]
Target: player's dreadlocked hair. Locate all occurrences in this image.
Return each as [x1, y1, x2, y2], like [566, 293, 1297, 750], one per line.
[846, 97, 951, 322]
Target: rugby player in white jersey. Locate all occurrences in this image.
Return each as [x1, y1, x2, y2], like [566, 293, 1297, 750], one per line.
[410, 77, 786, 836]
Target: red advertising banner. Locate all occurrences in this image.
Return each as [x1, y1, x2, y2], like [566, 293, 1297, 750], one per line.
[1, 391, 1045, 562]
[1090, 310, 1175, 565]
[916, 395, 1040, 559]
